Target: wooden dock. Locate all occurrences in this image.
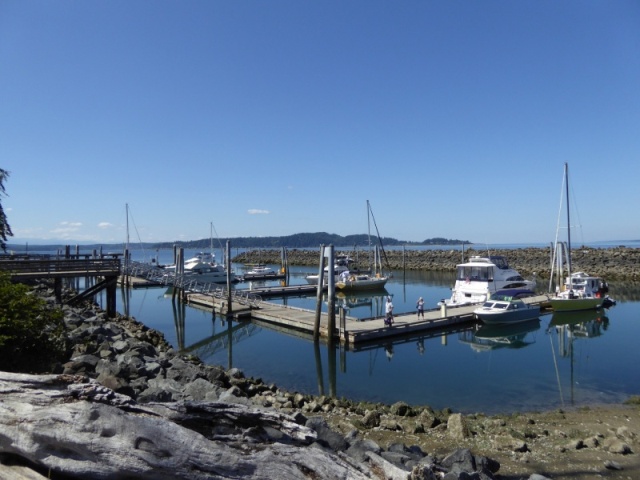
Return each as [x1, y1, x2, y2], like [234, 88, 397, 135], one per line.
[184, 291, 552, 347]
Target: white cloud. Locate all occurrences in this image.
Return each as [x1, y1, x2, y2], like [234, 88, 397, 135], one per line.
[98, 222, 114, 229]
[50, 221, 83, 238]
[248, 209, 270, 215]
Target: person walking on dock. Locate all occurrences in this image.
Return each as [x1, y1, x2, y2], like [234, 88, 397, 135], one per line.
[416, 296, 425, 319]
[385, 296, 394, 326]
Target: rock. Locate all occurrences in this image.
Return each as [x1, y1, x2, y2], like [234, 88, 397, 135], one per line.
[346, 438, 383, 463]
[390, 401, 412, 417]
[305, 416, 348, 451]
[604, 459, 623, 470]
[362, 410, 381, 428]
[442, 448, 476, 473]
[603, 437, 633, 454]
[447, 413, 470, 440]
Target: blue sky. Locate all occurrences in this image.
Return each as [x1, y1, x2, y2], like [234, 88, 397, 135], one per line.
[2, 1, 639, 246]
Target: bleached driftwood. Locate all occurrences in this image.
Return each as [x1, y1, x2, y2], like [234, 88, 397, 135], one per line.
[0, 372, 372, 479]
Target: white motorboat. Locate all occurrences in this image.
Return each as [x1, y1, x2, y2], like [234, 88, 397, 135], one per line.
[438, 255, 536, 307]
[473, 289, 540, 325]
[162, 253, 238, 283]
[247, 265, 276, 276]
[548, 163, 615, 312]
[244, 265, 277, 277]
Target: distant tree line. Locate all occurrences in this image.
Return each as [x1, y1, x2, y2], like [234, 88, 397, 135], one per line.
[151, 232, 469, 249]
[6, 233, 470, 252]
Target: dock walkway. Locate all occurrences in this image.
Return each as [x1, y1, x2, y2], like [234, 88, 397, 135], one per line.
[185, 292, 551, 347]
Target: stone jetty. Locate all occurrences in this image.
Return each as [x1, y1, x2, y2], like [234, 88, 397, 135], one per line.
[1, 281, 637, 479]
[234, 246, 640, 280]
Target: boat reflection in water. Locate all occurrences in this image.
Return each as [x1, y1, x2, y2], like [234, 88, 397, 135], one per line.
[331, 289, 390, 319]
[548, 309, 610, 336]
[547, 309, 610, 407]
[458, 319, 542, 352]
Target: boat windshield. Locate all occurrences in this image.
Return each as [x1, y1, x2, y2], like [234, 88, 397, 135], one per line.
[489, 256, 509, 269]
[485, 302, 508, 309]
[457, 266, 494, 282]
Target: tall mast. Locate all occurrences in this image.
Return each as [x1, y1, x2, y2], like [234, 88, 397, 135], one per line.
[564, 162, 572, 280]
[367, 200, 372, 272]
[125, 203, 130, 250]
[210, 221, 213, 253]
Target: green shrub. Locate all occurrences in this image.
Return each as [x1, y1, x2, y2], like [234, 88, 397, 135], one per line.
[0, 273, 67, 372]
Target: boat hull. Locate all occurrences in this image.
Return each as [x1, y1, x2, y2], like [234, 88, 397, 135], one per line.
[548, 297, 604, 312]
[336, 277, 388, 291]
[474, 306, 540, 325]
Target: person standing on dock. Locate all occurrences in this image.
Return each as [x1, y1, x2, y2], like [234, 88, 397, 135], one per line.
[385, 296, 394, 326]
[416, 297, 425, 319]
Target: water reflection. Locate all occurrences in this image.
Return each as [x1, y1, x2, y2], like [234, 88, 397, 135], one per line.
[458, 319, 542, 352]
[333, 290, 389, 319]
[546, 309, 610, 408]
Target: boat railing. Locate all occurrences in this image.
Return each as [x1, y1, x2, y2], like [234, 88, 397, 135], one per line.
[123, 261, 262, 307]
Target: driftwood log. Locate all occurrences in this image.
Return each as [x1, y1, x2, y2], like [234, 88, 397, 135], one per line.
[0, 372, 371, 479]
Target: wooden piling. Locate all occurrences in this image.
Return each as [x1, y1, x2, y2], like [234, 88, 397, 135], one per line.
[313, 245, 326, 341]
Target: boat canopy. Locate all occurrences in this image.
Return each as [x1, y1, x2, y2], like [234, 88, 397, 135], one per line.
[490, 289, 536, 301]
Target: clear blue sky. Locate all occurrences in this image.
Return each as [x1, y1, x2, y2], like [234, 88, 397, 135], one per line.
[2, 1, 639, 246]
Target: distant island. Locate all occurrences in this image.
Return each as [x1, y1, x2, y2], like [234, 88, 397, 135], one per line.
[7, 233, 469, 252]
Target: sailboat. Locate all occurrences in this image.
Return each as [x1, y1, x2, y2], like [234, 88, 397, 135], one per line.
[548, 163, 612, 312]
[336, 200, 390, 291]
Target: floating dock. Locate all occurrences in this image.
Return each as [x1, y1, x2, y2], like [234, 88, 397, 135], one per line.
[184, 291, 552, 347]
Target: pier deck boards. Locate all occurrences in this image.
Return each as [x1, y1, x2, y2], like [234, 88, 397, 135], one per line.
[185, 292, 551, 346]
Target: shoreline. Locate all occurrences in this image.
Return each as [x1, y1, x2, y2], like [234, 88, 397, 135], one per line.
[233, 246, 640, 280]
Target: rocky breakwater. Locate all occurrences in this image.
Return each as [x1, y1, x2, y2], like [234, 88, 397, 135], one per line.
[1, 282, 638, 479]
[234, 246, 640, 280]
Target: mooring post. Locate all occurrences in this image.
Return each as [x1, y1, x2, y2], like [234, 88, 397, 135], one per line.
[173, 248, 183, 301]
[313, 244, 326, 341]
[106, 276, 117, 318]
[225, 240, 233, 315]
[327, 245, 336, 347]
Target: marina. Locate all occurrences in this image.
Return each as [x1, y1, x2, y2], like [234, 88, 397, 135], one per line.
[0, 247, 635, 414]
[115, 265, 633, 415]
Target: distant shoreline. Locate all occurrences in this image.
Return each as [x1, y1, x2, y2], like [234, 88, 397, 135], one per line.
[233, 245, 640, 280]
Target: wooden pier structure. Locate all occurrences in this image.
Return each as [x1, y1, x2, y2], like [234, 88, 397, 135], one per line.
[0, 254, 121, 317]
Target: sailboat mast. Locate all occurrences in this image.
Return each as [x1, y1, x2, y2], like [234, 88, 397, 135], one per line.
[564, 162, 572, 280]
[367, 200, 372, 272]
[210, 221, 213, 253]
[125, 203, 130, 250]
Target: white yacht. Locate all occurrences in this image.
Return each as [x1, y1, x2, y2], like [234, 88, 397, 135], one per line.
[305, 255, 358, 285]
[163, 251, 238, 284]
[438, 255, 536, 307]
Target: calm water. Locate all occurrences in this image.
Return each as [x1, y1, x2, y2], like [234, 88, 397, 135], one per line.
[93, 247, 640, 415]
